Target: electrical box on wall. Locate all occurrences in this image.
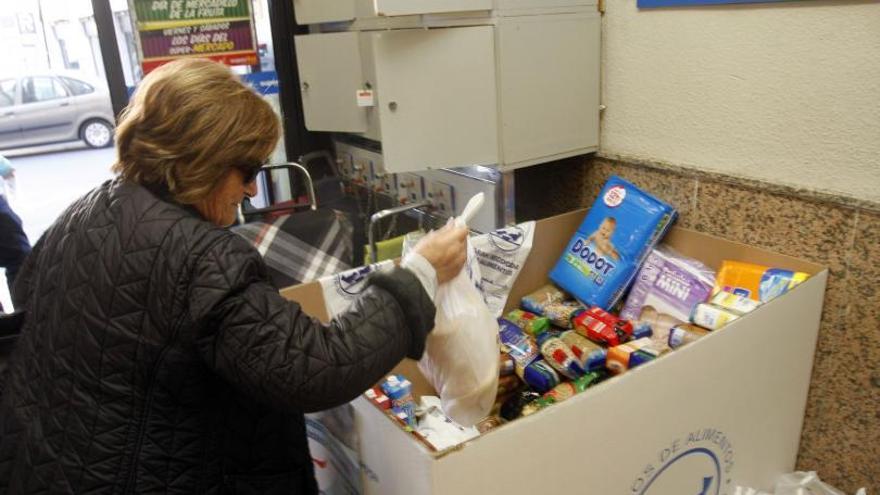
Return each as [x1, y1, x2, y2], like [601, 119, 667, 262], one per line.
[334, 139, 507, 233]
[293, 3, 601, 174]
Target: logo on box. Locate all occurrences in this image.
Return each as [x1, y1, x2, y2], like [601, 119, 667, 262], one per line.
[335, 265, 376, 296]
[631, 428, 735, 495]
[604, 185, 627, 207]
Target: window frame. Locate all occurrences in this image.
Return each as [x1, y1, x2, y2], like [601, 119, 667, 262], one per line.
[0, 78, 17, 108]
[59, 76, 95, 97]
[22, 76, 70, 105]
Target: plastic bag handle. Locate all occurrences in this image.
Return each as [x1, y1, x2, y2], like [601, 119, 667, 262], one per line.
[456, 193, 484, 228]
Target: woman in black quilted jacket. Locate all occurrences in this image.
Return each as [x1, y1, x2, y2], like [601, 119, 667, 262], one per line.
[0, 59, 466, 494]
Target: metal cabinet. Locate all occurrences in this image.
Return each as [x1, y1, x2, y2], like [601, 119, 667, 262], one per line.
[294, 6, 600, 173]
[295, 32, 367, 132]
[373, 0, 492, 16]
[296, 26, 498, 172]
[372, 26, 498, 171]
[293, 0, 492, 23]
[292, 0, 355, 25]
[496, 0, 596, 10]
[496, 13, 600, 167]
[293, 0, 595, 24]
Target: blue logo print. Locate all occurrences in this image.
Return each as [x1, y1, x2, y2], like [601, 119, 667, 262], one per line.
[638, 448, 721, 495]
[489, 226, 524, 252]
[698, 476, 713, 495]
[336, 265, 375, 296]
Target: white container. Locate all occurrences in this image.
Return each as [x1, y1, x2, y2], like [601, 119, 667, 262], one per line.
[280, 208, 827, 494]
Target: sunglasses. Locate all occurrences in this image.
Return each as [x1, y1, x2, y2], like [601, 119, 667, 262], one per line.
[236, 163, 264, 184]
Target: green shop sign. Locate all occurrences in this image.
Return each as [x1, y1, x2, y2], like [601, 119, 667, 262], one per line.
[133, 0, 250, 25]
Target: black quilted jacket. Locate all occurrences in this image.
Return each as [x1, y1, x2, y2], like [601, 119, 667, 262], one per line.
[0, 180, 435, 494]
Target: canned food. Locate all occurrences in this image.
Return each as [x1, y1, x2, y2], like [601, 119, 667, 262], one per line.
[632, 322, 653, 340]
[573, 370, 608, 393]
[573, 307, 636, 346]
[690, 303, 739, 330]
[500, 390, 541, 421]
[543, 382, 577, 403]
[629, 349, 658, 368]
[668, 323, 710, 349]
[710, 291, 761, 315]
[521, 396, 555, 417]
[391, 407, 415, 430]
[516, 358, 560, 394]
[543, 301, 586, 329]
[499, 352, 516, 376]
[536, 332, 586, 379]
[364, 386, 391, 410]
[497, 374, 522, 396]
[521, 284, 567, 315]
[559, 330, 607, 372]
[476, 416, 504, 434]
[606, 338, 659, 375]
[506, 309, 551, 337]
[381, 375, 416, 428]
[499, 318, 540, 367]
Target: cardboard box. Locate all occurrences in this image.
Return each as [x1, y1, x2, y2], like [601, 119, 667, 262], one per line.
[280, 209, 827, 494]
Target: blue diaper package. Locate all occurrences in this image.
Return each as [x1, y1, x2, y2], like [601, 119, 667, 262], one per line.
[549, 176, 677, 310]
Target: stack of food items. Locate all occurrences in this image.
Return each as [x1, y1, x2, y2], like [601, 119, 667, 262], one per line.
[364, 375, 482, 451]
[481, 176, 811, 428]
[363, 176, 811, 448]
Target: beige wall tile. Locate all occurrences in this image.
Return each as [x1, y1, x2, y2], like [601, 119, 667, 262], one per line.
[515, 156, 586, 221]
[692, 181, 855, 276]
[799, 211, 880, 491]
[581, 157, 615, 205]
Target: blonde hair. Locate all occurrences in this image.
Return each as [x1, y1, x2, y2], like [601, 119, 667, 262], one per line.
[113, 59, 280, 204]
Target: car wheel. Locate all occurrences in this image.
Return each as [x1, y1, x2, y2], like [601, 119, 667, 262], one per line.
[81, 119, 114, 148]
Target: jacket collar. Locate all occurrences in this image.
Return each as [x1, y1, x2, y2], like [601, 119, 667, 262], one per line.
[136, 180, 208, 222]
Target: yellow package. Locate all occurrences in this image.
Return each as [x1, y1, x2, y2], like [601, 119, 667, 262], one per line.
[713, 260, 809, 303]
[363, 233, 407, 265]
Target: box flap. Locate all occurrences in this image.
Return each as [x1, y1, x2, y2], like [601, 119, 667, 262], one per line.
[502, 208, 586, 313]
[280, 281, 331, 323]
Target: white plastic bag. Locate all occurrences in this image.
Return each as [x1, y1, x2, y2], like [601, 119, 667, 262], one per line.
[414, 194, 500, 427]
[774, 472, 866, 495]
[305, 406, 362, 495]
[319, 261, 395, 317]
[471, 221, 536, 318]
[734, 471, 867, 495]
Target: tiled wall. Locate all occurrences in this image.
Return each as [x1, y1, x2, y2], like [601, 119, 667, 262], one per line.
[516, 155, 880, 493]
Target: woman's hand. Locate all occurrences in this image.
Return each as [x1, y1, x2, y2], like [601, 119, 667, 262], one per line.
[414, 223, 468, 284]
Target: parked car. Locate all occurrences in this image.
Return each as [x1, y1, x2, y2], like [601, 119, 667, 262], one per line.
[0, 73, 115, 150]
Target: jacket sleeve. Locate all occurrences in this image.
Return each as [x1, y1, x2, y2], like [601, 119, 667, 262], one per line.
[189, 232, 435, 413]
